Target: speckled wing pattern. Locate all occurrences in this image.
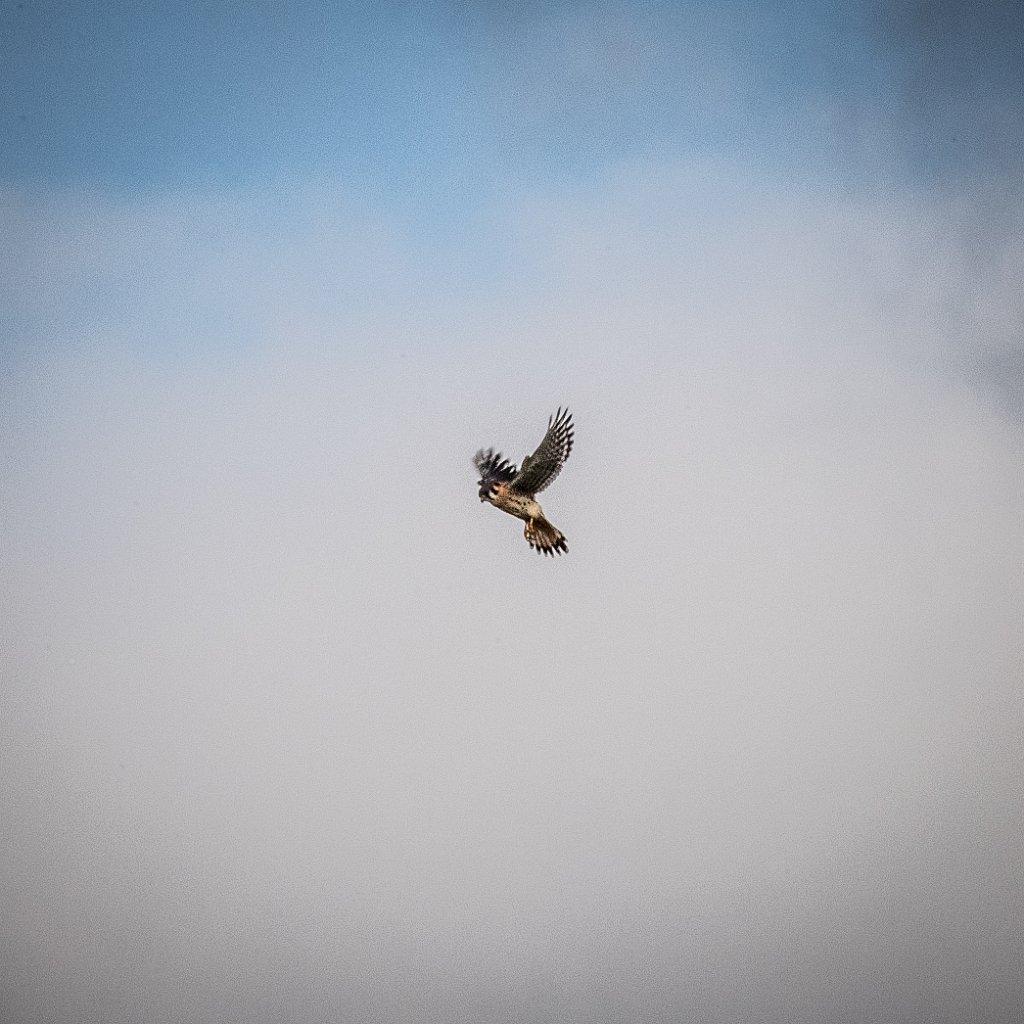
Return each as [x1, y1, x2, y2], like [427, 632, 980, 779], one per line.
[473, 448, 518, 490]
[509, 407, 574, 496]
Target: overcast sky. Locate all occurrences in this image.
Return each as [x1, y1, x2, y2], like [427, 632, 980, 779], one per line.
[2, 2, 1023, 1022]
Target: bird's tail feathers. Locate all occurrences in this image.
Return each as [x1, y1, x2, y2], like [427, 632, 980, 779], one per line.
[524, 516, 568, 557]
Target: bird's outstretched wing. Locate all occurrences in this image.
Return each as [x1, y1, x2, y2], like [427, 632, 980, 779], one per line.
[510, 407, 574, 496]
[474, 447, 518, 487]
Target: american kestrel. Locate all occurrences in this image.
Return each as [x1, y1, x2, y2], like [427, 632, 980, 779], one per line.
[474, 408, 574, 556]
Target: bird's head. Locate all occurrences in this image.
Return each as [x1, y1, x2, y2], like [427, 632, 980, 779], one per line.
[478, 481, 495, 503]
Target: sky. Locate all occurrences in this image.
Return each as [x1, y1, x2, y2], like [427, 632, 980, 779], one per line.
[2, 2, 1023, 1022]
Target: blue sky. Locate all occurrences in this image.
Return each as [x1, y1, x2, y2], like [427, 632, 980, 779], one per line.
[4, 0, 1021, 363]
[2, 3, 857, 178]
[8, 0, 1021, 367]
[3, 0, 929, 225]
[3, 4, 1023, 1023]
[4, 1, 1021, 194]
[4, 1, 1018, 200]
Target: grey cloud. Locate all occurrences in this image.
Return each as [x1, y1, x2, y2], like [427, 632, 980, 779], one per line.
[3, 153, 1023, 1023]
[871, 0, 1024, 183]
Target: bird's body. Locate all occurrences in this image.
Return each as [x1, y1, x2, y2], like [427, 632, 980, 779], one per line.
[474, 408, 574, 556]
[485, 483, 543, 522]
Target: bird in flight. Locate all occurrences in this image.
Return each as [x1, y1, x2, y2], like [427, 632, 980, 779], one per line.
[474, 408, 574, 556]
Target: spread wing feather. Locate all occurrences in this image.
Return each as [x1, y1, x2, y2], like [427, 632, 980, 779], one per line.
[474, 448, 518, 487]
[510, 407, 574, 496]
